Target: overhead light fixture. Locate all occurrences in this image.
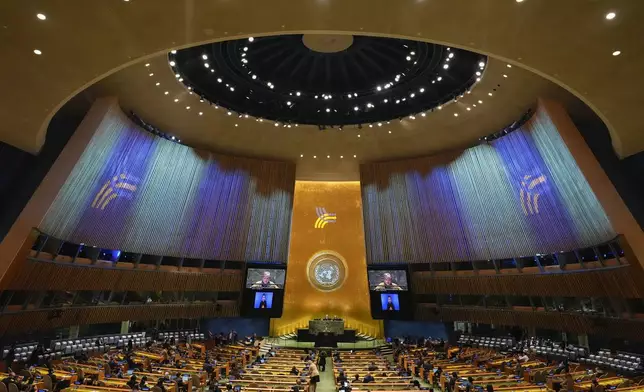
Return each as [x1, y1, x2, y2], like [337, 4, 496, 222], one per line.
[287, 101, 292, 106]
[227, 111, 232, 115]
[149, 73, 154, 76]
[235, 124, 239, 127]
[353, 155, 357, 158]
[243, 47, 248, 51]
[437, 76, 442, 81]
[454, 113, 459, 117]
[171, 50, 177, 54]
[36, 13, 47, 20]
[250, 74, 257, 80]
[421, 113, 426, 117]
[466, 107, 471, 111]
[377, 123, 382, 127]
[443, 64, 449, 69]
[488, 92, 493, 96]
[164, 91, 169, 95]
[516, 0, 524, 2]
[178, 78, 183, 82]
[33, 49, 42, 55]
[340, 155, 344, 159]
[357, 135, 361, 138]
[202, 54, 208, 60]
[199, 112, 203, 116]
[406, 56, 411, 61]
[476, 71, 481, 76]
[419, 88, 425, 93]
[248, 37, 255, 42]
[437, 106, 442, 110]
[612, 50, 621, 56]
[605, 11, 616, 20]
[174, 98, 179, 102]
[156, 82, 160, 86]
[217, 78, 222, 83]
[354, 106, 359, 111]
[448, 53, 454, 59]
[169, 61, 175, 66]
[478, 100, 483, 104]
[186, 106, 190, 110]
[503, 74, 508, 78]
[507, 64, 512, 68]
[478, 61, 485, 67]
[296, 91, 301, 96]
[204, 63, 210, 68]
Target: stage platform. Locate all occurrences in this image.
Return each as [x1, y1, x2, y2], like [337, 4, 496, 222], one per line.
[297, 328, 356, 347]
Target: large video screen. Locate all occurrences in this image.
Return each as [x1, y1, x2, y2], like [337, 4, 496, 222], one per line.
[253, 292, 274, 309]
[245, 268, 286, 289]
[380, 294, 400, 311]
[368, 270, 408, 291]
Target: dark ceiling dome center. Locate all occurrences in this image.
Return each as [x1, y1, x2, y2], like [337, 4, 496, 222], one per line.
[302, 34, 354, 53]
[171, 34, 487, 127]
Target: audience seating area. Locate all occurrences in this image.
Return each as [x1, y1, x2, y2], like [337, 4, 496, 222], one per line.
[581, 350, 643, 374]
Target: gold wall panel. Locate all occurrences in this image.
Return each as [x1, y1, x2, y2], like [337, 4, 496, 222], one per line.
[271, 181, 382, 337]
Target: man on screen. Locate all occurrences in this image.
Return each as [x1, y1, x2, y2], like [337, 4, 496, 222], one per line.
[374, 273, 402, 291]
[251, 271, 280, 289]
[386, 296, 396, 311]
[259, 294, 268, 309]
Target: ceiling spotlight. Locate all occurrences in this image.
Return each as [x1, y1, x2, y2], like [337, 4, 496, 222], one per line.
[174, 98, 179, 102]
[186, 106, 190, 110]
[354, 93, 358, 97]
[199, 112, 203, 116]
[437, 76, 442, 81]
[369, 124, 373, 128]
[473, 104, 477, 107]
[406, 56, 412, 61]
[357, 135, 361, 138]
[204, 63, 210, 68]
[476, 71, 481, 76]
[169, 61, 176, 67]
[227, 111, 232, 115]
[466, 107, 471, 111]
[37, 13, 47, 20]
[327, 155, 330, 158]
[248, 37, 255, 42]
[171, 136, 175, 140]
[437, 106, 442, 110]
[448, 53, 454, 59]
[478, 100, 483, 104]
[217, 78, 222, 83]
[516, 0, 524, 2]
[235, 124, 239, 127]
[286, 101, 292, 106]
[410, 93, 416, 98]
[377, 86, 382, 91]
[155, 82, 160, 86]
[605, 11, 616, 20]
[410, 51, 416, 55]
[419, 88, 425, 93]
[443, 64, 449, 69]
[488, 92, 493, 96]
[326, 108, 331, 113]
[164, 91, 169, 95]
[202, 54, 208, 60]
[33, 49, 43, 55]
[507, 64, 512, 68]
[354, 106, 359, 111]
[454, 113, 459, 117]
[612, 50, 621, 56]
[244, 114, 249, 118]
[275, 123, 279, 127]
[179, 78, 183, 82]
[296, 91, 301, 96]
[353, 155, 357, 158]
[243, 47, 248, 52]
[340, 155, 344, 158]
[476, 77, 481, 82]
[347, 94, 352, 98]
[171, 50, 177, 54]
[421, 113, 426, 117]
[384, 99, 388, 103]
[377, 123, 382, 127]
[367, 103, 374, 108]
[313, 155, 317, 158]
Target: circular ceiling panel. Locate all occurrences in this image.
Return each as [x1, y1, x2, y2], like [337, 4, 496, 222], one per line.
[172, 34, 487, 127]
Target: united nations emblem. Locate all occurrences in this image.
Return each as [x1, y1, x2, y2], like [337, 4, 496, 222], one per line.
[306, 251, 348, 292]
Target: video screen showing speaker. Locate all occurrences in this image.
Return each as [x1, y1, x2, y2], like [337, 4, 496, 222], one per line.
[368, 269, 408, 291]
[245, 268, 286, 289]
[241, 264, 286, 317]
[368, 265, 412, 319]
[253, 292, 274, 309]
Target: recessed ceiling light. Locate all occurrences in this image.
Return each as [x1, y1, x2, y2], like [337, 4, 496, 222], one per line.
[478, 61, 485, 67]
[353, 155, 357, 158]
[606, 11, 616, 20]
[488, 92, 493, 96]
[145, 63, 150, 67]
[36, 13, 46, 20]
[516, 0, 524, 2]
[466, 107, 471, 111]
[388, 130, 392, 134]
[178, 78, 183, 82]
[164, 91, 169, 95]
[155, 82, 160, 86]
[358, 135, 361, 138]
[327, 155, 330, 158]
[503, 74, 508, 78]
[406, 56, 411, 61]
[507, 64, 512, 68]
[243, 47, 248, 52]
[169, 61, 175, 66]
[340, 155, 344, 159]
[174, 98, 179, 102]
[227, 111, 232, 115]
[287, 101, 292, 106]
[437, 106, 442, 110]
[199, 112, 203, 116]
[448, 53, 454, 59]
[313, 155, 317, 159]
[186, 106, 190, 110]
[421, 113, 426, 117]
[377, 123, 383, 127]
[149, 73, 154, 77]
[202, 54, 208, 60]
[419, 88, 425, 93]
[443, 64, 449, 69]
[612, 50, 621, 56]
[478, 100, 483, 104]
[354, 106, 359, 111]
[476, 71, 481, 76]
[230, 87, 235, 92]
[171, 50, 177, 54]
[326, 108, 331, 112]
[204, 63, 210, 68]
[454, 113, 459, 117]
[248, 37, 255, 42]
[437, 77, 442, 81]
[235, 124, 238, 127]
[296, 91, 301, 96]
[217, 78, 222, 83]
[33, 49, 42, 55]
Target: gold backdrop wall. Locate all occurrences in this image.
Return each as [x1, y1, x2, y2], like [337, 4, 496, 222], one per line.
[271, 181, 382, 337]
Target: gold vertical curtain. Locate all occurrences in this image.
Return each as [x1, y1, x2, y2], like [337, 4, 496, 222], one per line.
[360, 102, 614, 263]
[39, 103, 295, 262]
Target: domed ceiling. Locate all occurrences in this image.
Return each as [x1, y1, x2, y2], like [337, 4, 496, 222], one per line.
[171, 34, 486, 127]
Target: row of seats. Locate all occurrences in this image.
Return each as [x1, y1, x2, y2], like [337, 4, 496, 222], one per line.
[458, 335, 514, 349]
[158, 331, 205, 341]
[581, 350, 643, 374]
[530, 346, 585, 360]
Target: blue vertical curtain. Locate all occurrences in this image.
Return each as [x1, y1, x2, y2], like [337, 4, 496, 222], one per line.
[360, 104, 615, 263]
[39, 105, 295, 262]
